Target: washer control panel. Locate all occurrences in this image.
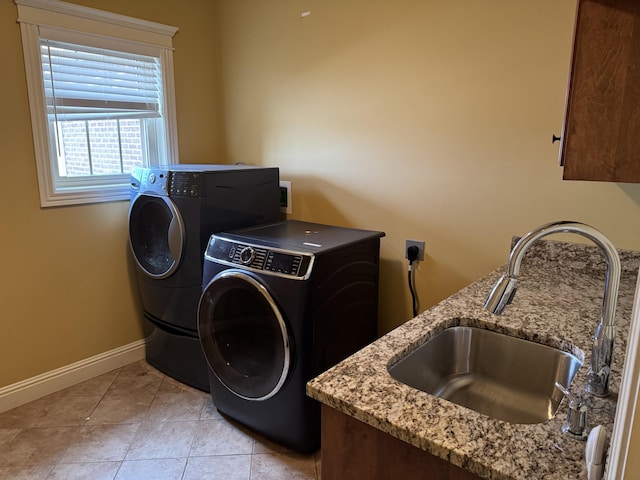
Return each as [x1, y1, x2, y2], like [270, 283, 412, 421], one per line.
[130, 168, 204, 197]
[169, 171, 202, 197]
[205, 237, 313, 279]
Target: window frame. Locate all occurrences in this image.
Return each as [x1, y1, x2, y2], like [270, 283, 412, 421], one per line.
[16, 0, 179, 207]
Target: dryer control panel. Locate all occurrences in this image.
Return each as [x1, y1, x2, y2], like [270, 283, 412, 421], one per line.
[204, 237, 313, 280]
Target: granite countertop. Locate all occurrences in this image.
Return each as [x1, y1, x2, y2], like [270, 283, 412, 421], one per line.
[307, 239, 640, 480]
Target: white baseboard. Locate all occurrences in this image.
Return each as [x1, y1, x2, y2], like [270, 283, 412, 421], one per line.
[0, 340, 146, 413]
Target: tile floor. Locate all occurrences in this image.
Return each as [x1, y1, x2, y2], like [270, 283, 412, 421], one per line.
[0, 361, 320, 480]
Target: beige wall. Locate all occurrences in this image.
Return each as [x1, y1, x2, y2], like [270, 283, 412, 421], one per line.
[216, 0, 640, 329]
[0, 0, 221, 387]
[215, 0, 640, 475]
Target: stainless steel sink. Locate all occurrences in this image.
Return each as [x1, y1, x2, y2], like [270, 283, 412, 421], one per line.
[388, 326, 582, 424]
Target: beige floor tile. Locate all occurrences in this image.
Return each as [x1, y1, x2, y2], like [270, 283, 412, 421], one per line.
[182, 454, 251, 480]
[30, 395, 101, 427]
[190, 418, 254, 456]
[125, 421, 199, 460]
[157, 375, 203, 394]
[0, 464, 53, 479]
[61, 423, 140, 463]
[250, 452, 318, 480]
[46, 461, 120, 480]
[0, 400, 46, 429]
[0, 427, 21, 444]
[53, 370, 120, 397]
[200, 396, 223, 420]
[85, 394, 154, 425]
[114, 458, 186, 480]
[144, 391, 206, 423]
[0, 426, 76, 467]
[106, 361, 163, 397]
[0, 361, 320, 479]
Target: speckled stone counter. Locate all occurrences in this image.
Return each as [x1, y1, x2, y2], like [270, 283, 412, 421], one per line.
[307, 239, 640, 480]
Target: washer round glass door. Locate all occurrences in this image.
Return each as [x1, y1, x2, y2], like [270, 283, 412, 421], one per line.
[198, 270, 291, 401]
[128, 194, 185, 279]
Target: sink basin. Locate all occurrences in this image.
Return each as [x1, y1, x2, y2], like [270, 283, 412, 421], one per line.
[388, 326, 582, 424]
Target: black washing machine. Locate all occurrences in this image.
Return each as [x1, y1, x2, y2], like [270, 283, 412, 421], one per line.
[128, 164, 280, 391]
[197, 220, 384, 452]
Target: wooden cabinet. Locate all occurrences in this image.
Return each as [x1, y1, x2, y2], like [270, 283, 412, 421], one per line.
[560, 0, 640, 183]
[320, 405, 481, 480]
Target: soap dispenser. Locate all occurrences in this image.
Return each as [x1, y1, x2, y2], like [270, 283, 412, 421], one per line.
[555, 382, 588, 440]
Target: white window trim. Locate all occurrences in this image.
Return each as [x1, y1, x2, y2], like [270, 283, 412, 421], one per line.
[16, 0, 179, 207]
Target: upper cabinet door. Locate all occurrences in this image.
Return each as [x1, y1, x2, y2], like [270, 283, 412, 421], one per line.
[560, 0, 640, 183]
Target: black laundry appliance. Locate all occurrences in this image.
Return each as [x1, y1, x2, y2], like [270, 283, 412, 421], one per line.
[197, 220, 384, 452]
[128, 164, 280, 391]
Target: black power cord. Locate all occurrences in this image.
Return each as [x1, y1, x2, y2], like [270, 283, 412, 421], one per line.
[407, 245, 419, 317]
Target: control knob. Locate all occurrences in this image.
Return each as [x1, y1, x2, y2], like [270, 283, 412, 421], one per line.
[239, 247, 255, 265]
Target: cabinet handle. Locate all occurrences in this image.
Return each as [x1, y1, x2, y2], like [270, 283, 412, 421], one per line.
[553, 134, 564, 166]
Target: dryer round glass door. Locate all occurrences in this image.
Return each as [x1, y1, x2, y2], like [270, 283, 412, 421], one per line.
[128, 194, 185, 279]
[198, 270, 291, 401]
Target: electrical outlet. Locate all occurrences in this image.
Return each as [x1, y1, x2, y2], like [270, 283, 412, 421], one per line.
[279, 181, 292, 214]
[405, 240, 425, 261]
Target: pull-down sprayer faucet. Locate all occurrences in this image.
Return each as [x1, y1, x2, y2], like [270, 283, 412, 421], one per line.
[484, 221, 621, 397]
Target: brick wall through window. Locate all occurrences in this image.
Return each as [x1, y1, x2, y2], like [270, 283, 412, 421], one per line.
[58, 119, 144, 177]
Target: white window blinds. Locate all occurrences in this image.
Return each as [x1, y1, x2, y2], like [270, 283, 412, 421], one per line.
[41, 40, 163, 122]
[17, 0, 178, 206]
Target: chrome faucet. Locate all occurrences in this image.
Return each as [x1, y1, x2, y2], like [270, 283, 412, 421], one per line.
[484, 221, 621, 397]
